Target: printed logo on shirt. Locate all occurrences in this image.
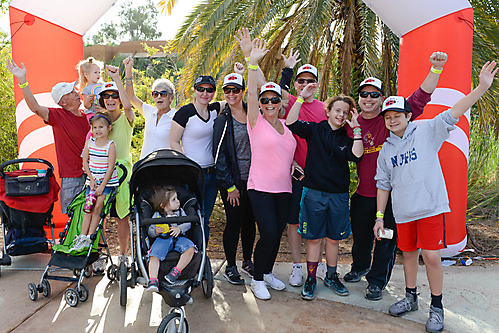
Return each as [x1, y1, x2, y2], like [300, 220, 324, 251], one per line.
[339, 146, 346, 151]
[390, 148, 418, 168]
[365, 132, 375, 147]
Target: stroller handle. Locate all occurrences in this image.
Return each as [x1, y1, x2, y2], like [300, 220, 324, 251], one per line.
[0, 158, 54, 178]
[117, 163, 127, 185]
[141, 215, 200, 227]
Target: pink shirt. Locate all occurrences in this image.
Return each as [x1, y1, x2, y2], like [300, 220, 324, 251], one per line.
[247, 112, 296, 193]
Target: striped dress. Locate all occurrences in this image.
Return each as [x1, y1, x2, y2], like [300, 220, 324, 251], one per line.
[85, 138, 119, 187]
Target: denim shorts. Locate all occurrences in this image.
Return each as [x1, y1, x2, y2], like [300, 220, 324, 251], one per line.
[149, 236, 196, 261]
[85, 185, 114, 196]
[60, 175, 86, 214]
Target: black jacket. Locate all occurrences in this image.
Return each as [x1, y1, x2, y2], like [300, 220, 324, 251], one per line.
[212, 103, 248, 190]
[287, 120, 363, 193]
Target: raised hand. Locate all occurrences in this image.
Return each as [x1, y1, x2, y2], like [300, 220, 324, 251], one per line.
[299, 83, 317, 100]
[429, 51, 448, 70]
[123, 56, 134, 70]
[235, 28, 254, 58]
[106, 65, 120, 80]
[346, 108, 360, 128]
[249, 38, 269, 64]
[234, 62, 245, 75]
[478, 60, 498, 90]
[282, 48, 301, 69]
[6, 59, 27, 81]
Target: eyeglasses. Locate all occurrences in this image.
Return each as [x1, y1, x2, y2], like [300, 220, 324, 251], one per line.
[223, 87, 242, 94]
[102, 93, 120, 100]
[195, 86, 215, 93]
[260, 97, 281, 104]
[152, 90, 170, 98]
[359, 91, 382, 98]
[296, 78, 317, 84]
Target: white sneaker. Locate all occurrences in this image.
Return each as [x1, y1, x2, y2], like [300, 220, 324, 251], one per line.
[264, 272, 286, 291]
[289, 264, 304, 287]
[317, 262, 327, 281]
[70, 235, 89, 251]
[251, 278, 271, 300]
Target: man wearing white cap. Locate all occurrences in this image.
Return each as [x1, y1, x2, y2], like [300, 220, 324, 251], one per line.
[7, 60, 89, 214]
[344, 52, 448, 302]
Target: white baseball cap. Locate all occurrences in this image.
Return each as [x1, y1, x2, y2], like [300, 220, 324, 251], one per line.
[222, 73, 244, 89]
[259, 82, 281, 97]
[296, 64, 318, 80]
[358, 77, 385, 95]
[51, 81, 77, 104]
[381, 96, 412, 114]
[99, 82, 119, 95]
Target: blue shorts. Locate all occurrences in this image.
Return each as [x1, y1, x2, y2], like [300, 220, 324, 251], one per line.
[298, 188, 351, 241]
[85, 185, 114, 197]
[149, 236, 195, 261]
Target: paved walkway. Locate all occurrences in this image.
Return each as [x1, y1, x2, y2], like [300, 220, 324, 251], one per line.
[0, 254, 498, 332]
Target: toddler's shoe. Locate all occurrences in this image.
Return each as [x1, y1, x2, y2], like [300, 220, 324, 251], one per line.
[146, 279, 159, 292]
[165, 267, 181, 284]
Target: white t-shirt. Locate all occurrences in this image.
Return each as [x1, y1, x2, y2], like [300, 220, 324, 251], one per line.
[140, 103, 177, 159]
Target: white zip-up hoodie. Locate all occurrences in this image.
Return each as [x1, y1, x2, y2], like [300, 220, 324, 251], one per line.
[375, 109, 458, 223]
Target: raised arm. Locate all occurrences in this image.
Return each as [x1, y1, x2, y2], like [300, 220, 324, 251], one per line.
[420, 51, 448, 94]
[285, 82, 316, 125]
[107, 65, 134, 124]
[247, 39, 269, 129]
[345, 108, 364, 158]
[6, 60, 49, 122]
[123, 56, 144, 113]
[235, 28, 267, 87]
[280, 48, 301, 99]
[451, 61, 497, 119]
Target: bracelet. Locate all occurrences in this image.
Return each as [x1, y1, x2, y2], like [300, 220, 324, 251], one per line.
[245, 56, 250, 62]
[353, 137, 362, 141]
[18, 81, 29, 88]
[353, 129, 362, 135]
[353, 125, 361, 129]
[296, 97, 304, 104]
[431, 67, 443, 74]
[248, 63, 259, 70]
[375, 218, 384, 222]
[376, 211, 384, 218]
[124, 77, 133, 81]
[125, 81, 133, 86]
[227, 185, 236, 192]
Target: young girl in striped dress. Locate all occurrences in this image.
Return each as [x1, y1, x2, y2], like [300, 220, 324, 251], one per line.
[71, 112, 119, 251]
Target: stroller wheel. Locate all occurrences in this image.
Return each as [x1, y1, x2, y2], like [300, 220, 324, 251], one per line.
[64, 288, 79, 307]
[107, 264, 118, 281]
[28, 282, 38, 301]
[41, 279, 51, 297]
[119, 262, 127, 307]
[77, 284, 89, 302]
[201, 257, 213, 299]
[73, 268, 82, 277]
[157, 312, 189, 333]
[84, 265, 93, 278]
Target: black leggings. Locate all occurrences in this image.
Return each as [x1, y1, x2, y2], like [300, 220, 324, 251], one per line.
[248, 190, 292, 281]
[220, 182, 256, 267]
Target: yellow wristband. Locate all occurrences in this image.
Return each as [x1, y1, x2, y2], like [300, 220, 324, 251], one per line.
[248, 63, 258, 70]
[296, 97, 304, 104]
[227, 186, 236, 192]
[245, 57, 250, 62]
[376, 211, 384, 218]
[18, 81, 29, 88]
[430, 67, 443, 74]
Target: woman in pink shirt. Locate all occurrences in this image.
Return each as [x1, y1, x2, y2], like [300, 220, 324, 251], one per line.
[246, 39, 296, 300]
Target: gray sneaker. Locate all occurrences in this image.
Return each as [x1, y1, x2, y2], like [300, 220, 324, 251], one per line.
[426, 306, 444, 332]
[389, 292, 418, 316]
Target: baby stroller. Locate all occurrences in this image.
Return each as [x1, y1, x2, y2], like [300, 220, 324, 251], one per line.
[0, 158, 59, 277]
[127, 149, 213, 333]
[27, 164, 127, 307]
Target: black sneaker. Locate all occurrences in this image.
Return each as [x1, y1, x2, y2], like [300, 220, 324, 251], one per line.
[365, 284, 382, 301]
[146, 279, 159, 292]
[300, 276, 317, 301]
[224, 265, 245, 285]
[343, 268, 370, 283]
[165, 268, 181, 284]
[241, 260, 254, 278]
[324, 273, 349, 296]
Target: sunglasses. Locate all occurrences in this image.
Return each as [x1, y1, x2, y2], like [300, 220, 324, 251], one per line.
[223, 87, 242, 94]
[195, 86, 215, 93]
[296, 78, 317, 84]
[152, 90, 170, 98]
[102, 93, 120, 100]
[260, 97, 281, 104]
[359, 91, 382, 98]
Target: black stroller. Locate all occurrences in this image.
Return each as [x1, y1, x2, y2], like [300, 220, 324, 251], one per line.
[0, 158, 59, 277]
[125, 149, 213, 333]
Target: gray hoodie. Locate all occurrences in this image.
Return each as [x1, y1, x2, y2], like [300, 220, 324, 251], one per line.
[375, 109, 458, 223]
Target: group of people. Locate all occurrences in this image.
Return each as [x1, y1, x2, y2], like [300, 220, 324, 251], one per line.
[7, 27, 498, 333]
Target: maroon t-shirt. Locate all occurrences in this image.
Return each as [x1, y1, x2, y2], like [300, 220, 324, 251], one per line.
[347, 87, 431, 197]
[45, 108, 90, 178]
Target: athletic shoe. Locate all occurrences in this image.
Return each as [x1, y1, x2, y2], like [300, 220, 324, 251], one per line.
[389, 292, 419, 317]
[69, 235, 84, 251]
[241, 260, 254, 278]
[71, 236, 91, 251]
[263, 272, 286, 291]
[146, 279, 159, 292]
[251, 278, 271, 300]
[316, 262, 327, 281]
[165, 267, 181, 284]
[426, 305, 444, 332]
[343, 267, 370, 283]
[365, 284, 382, 301]
[289, 264, 304, 287]
[224, 265, 245, 285]
[300, 276, 317, 301]
[93, 257, 107, 276]
[324, 273, 349, 296]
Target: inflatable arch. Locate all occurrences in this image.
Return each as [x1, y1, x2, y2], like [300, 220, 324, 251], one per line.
[10, 0, 472, 255]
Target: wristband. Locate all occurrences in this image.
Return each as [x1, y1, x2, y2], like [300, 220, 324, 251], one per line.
[376, 211, 384, 218]
[375, 218, 384, 222]
[248, 63, 259, 70]
[227, 185, 236, 192]
[296, 97, 304, 104]
[124, 77, 133, 81]
[430, 67, 443, 74]
[18, 81, 29, 88]
[353, 137, 362, 140]
[245, 56, 250, 62]
[353, 128, 362, 135]
[353, 125, 361, 129]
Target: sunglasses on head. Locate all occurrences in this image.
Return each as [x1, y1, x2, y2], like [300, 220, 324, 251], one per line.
[260, 97, 281, 104]
[195, 86, 215, 93]
[102, 93, 120, 100]
[296, 78, 317, 84]
[223, 87, 242, 94]
[152, 90, 170, 98]
[359, 91, 382, 98]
